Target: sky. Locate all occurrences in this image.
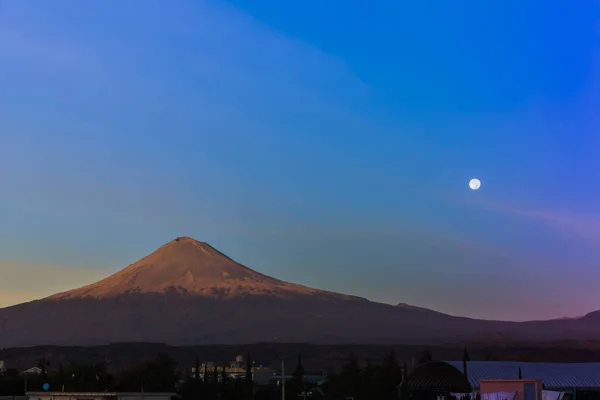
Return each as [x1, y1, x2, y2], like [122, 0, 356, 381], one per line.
[0, 0, 599, 321]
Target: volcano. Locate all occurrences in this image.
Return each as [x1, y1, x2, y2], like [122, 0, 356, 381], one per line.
[49, 237, 358, 301]
[1, 237, 600, 347]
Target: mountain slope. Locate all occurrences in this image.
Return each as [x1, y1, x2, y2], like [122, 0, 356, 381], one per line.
[1, 237, 600, 347]
[49, 237, 359, 301]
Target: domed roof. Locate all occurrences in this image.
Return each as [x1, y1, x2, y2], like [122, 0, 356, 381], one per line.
[406, 361, 471, 393]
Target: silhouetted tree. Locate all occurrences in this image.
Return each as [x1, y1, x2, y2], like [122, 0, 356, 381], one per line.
[399, 361, 409, 400]
[222, 364, 233, 399]
[359, 362, 380, 400]
[36, 357, 50, 378]
[181, 358, 203, 400]
[378, 350, 402, 400]
[288, 353, 308, 399]
[417, 348, 433, 365]
[55, 363, 67, 391]
[244, 353, 253, 400]
[220, 365, 228, 386]
[0, 365, 28, 396]
[58, 362, 109, 392]
[324, 353, 361, 400]
[322, 352, 410, 400]
[293, 353, 305, 388]
[212, 364, 219, 387]
[116, 354, 178, 392]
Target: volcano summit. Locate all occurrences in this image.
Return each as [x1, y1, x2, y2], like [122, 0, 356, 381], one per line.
[2, 237, 600, 347]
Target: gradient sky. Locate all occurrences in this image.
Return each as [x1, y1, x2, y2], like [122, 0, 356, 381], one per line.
[1, 0, 599, 321]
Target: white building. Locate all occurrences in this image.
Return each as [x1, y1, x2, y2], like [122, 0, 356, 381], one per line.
[23, 367, 43, 375]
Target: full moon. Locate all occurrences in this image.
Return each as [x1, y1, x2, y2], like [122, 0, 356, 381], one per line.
[469, 178, 481, 190]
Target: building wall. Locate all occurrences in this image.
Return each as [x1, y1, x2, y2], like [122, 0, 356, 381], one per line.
[480, 380, 543, 400]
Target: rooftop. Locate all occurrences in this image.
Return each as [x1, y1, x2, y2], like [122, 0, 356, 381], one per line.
[444, 361, 600, 389]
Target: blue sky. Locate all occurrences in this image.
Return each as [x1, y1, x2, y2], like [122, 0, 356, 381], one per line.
[0, 0, 599, 321]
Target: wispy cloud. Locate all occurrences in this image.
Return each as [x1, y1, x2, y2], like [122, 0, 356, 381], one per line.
[465, 196, 600, 244]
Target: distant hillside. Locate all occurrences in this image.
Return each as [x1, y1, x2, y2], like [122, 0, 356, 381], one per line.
[2, 237, 600, 347]
[2, 342, 600, 373]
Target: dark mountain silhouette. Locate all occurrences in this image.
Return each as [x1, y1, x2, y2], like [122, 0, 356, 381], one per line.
[4, 342, 600, 374]
[1, 237, 600, 347]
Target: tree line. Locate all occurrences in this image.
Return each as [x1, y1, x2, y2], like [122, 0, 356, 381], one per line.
[0, 349, 430, 400]
[0, 354, 179, 395]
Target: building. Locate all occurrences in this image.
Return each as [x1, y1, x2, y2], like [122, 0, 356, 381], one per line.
[479, 379, 543, 400]
[189, 354, 273, 380]
[403, 361, 600, 400]
[23, 367, 43, 375]
[26, 392, 176, 400]
[445, 361, 600, 394]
